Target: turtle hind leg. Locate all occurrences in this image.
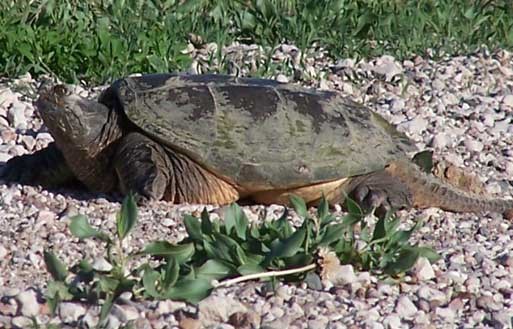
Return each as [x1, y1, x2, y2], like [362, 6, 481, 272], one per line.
[0, 142, 78, 188]
[377, 160, 513, 214]
[347, 169, 414, 215]
[114, 132, 239, 205]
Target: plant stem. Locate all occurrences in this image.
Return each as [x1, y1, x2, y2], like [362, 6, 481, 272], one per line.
[213, 263, 317, 288]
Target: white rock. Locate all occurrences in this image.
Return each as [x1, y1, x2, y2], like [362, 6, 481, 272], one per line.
[198, 295, 247, 326]
[11, 316, 32, 328]
[332, 264, 358, 285]
[156, 300, 187, 315]
[7, 103, 26, 129]
[431, 133, 450, 149]
[412, 257, 435, 281]
[383, 314, 402, 329]
[505, 162, 513, 176]
[435, 307, 455, 320]
[16, 290, 40, 317]
[58, 302, 87, 323]
[502, 94, 513, 107]
[21, 135, 35, 151]
[0, 244, 7, 258]
[390, 99, 405, 112]
[442, 93, 459, 106]
[371, 323, 384, 329]
[92, 257, 113, 272]
[373, 57, 403, 81]
[417, 286, 447, 304]
[446, 271, 468, 284]
[395, 296, 418, 319]
[0, 152, 12, 163]
[35, 132, 53, 142]
[399, 117, 428, 133]
[275, 74, 289, 83]
[464, 138, 484, 152]
[111, 304, 139, 322]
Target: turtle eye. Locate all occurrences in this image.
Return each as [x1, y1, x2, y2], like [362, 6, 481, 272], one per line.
[53, 85, 69, 97]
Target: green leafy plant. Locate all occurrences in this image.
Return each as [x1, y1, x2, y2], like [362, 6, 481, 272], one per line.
[44, 193, 438, 321]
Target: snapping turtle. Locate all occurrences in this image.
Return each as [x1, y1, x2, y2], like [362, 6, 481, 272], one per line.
[1, 73, 512, 214]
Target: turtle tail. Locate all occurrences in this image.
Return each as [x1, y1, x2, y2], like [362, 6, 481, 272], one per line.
[385, 160, 513, 214]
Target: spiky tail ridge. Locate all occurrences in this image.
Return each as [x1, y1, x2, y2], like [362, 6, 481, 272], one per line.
[385, 160, 513, 214]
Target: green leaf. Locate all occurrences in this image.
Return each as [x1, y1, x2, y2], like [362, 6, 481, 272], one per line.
[165, 279, 213, 303]
[98, 276, 119, 293]
[318, 223, 347, 246]
[275, 208, 293, 239]
[117, 194, 138, 240]
[237, 263, 265, 275]
[46, 280, 73, 306]
[196, 259, 234, 280]
[412, 150, 434, 173]
[372, 215, 387, 241]
[69, 215, 110, 242]
[200, 208, 213, 235]
[416, 247, 441, 263]
[184, 215, 202, 241]
[44, 251, 68, 282]
[345, 197, 362, 216]
[267, 227, 306, 260]
[142, 269, 162, 298]
[162, 257, 180, 290]
[203, 240, 232, 263]
[384, 247, 420, 275]
[142, 241, 194, 264]
[224, 203, 248, 240]
[100, 294, 114, 322]
[289, 195, 308, 218]
[317, 196, 330, 223]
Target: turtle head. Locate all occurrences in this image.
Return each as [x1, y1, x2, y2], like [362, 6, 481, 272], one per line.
[36, 83, 121, 155]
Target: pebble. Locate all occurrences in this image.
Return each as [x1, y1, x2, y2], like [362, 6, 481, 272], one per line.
[412, 257, 435, 281]
[430, 133, 449, 149]
[434, 307, 455, 320]
[464, 138, 484, 152]
[58, 302, 87, 323]
[383, 314, 402, 329]
[7, 103, 26, 129]
[1, 45, 513, 329]
[395, 296, 418, 319]
[417, 286, 447, 306]
[92, 257, 113, 272]
[15, 290, 39, 317]
[398, 117, 428, 133]
[502, 94, 513, 107]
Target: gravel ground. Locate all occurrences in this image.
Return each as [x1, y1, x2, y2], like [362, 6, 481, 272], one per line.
[0, 43, 513, 329]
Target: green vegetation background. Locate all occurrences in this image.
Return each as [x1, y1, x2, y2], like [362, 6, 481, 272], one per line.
[1, 0, 512, 84]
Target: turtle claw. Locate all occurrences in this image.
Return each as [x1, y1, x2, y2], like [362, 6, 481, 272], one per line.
[351, 184, 391, 216]
[350, 170, 414, 217]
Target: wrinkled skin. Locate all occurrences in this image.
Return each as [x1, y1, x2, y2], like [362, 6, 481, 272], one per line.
[1, 74, 512, 216]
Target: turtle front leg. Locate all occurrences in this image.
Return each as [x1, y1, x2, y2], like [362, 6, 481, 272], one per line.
[113, 132, 172, 203]
[0, 142, 78, 188]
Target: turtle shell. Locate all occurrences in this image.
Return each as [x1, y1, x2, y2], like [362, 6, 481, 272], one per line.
[101, 73, 416, 190]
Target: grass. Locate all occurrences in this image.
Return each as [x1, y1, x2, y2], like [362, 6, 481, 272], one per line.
[0, 0, 512, 84]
